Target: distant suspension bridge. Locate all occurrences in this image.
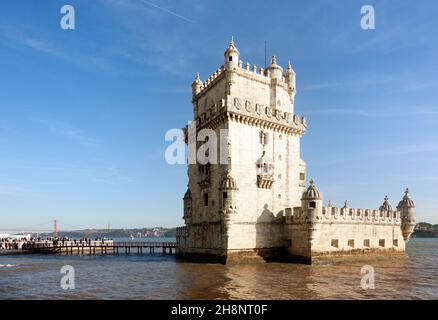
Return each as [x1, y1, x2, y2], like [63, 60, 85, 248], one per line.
[0, 220, 108, 236]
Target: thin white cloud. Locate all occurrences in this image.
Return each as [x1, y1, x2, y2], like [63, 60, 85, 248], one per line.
[312, 143, 438, 169]
[0, 23, 121, 73]
[0, 24, 63, 58]
[0, 184, 28, 196]
[91, 167, 133, 185]
[301, 73, 438, 93]
[140, 0, 195, 23]
[305, 106, 438, 117]
[378, 144, 438, 157]
[0, 124, 14, 133]
[100, 0, 205, 75]
[31, 117, 102, 147]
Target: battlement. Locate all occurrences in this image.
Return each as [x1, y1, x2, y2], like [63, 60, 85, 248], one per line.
[194, 59, 292, 99]
[284, 206, 401, 225]
[237, 59, 291, 87]
[195, 65, 226, 96]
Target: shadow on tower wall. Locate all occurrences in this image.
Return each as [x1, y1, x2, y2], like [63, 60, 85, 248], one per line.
[254, 204, 288, 262]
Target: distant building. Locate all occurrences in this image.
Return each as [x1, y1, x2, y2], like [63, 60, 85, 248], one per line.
[176, 37, 416, 264]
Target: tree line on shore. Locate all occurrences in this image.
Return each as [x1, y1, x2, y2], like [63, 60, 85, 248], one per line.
[414, 223, 438, 237]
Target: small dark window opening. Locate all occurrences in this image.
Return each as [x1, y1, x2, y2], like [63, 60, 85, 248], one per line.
[223, 192, 228, 199]
[300, 172, 305, 180]
[309, 201, 316, 209]
[204, 193, 208, 206]
[229, 56, 233, 62]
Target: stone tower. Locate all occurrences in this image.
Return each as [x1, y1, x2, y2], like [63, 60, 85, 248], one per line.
[177, 37, 308, 262]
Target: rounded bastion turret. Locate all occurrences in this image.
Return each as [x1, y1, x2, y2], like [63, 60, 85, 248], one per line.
[301, 179, 323, 222]
[397, 188, 416, 241]
[379, 195, 393, 211]
[224, 36, 239, 71]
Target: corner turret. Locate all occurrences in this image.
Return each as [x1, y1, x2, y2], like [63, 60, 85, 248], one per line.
[301, 179, 323, 222]
[220, 171, 238, 214]
[224, 36, 239, 70]
[379, 195, 393, 211]
[284, 60, 296, 101]
[397, 188, 416, 241]
[265, 55, 283, 79]
[192, 72, 202, 97]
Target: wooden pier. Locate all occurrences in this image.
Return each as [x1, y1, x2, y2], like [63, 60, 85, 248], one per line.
[23, 241, 176, 256]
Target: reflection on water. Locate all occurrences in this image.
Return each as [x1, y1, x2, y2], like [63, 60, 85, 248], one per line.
[0, 238, 437, 299]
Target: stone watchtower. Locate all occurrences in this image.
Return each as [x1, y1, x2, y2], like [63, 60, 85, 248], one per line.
[176, 37, 308, 262]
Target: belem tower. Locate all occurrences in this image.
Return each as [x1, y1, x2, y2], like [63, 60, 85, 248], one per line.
[176, 37, 416, 264]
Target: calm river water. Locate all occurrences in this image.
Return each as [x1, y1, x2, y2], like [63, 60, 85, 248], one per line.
[0, 238, 437, 299]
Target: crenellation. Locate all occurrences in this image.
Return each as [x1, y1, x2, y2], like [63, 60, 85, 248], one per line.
[317, 206, 401, 224]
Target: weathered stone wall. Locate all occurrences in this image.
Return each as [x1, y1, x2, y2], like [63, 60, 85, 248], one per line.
[283, 206, 406, 261]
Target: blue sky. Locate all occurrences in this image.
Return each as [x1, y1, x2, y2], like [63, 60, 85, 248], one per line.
[0, 0, 437, 230]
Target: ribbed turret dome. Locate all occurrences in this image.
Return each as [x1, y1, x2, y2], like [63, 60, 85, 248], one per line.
[221, 173, 237, 190]
[301, 179, 323, 200]
[397, 188, 416, 209]
[379, 195, 393, 211]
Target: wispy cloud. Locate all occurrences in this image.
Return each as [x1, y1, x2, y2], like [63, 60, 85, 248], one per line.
[0, 24, 63, 58]
[301, 73, 438, 93]
[305, 105, 438, 117]
[140, 0, 195, 23]
[91, 167, 133, 185]
[0, 184, 28, 196]
[313, 143, 438, 169]
[0, 23, 120, 73]
[0, 124, 14, 133]
[100, 0, 205, 76]
[0, 160, 133, 191]
[378, 144, 438, 157]
[31, 117, 102, 147]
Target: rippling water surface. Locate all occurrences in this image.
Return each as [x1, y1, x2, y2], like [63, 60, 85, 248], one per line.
[1, 238, 437, 299]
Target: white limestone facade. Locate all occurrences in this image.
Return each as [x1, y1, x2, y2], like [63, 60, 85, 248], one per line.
[176, 37, 416, 264]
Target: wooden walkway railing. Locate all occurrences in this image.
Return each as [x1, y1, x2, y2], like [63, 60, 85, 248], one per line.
[23, 241, 176, 255]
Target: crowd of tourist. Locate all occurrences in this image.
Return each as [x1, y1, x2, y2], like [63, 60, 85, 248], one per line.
[1, 236, 112, 250]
